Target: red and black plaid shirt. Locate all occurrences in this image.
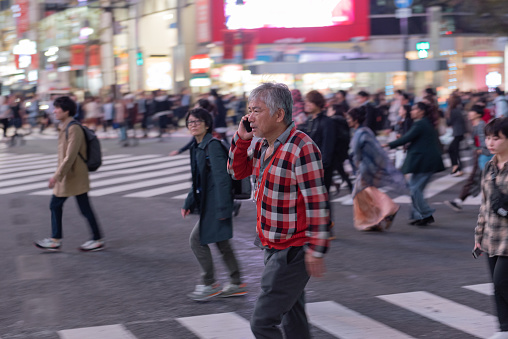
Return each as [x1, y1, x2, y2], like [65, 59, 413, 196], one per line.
[228, 124, 330, 257]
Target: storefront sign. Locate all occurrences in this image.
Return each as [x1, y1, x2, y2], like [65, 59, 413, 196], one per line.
[196, 0, 211, 44]
[190, 54, 211, 74]
[14, 0, 29, 38]
[89, 45, 100, 67]
[70, 44, 86, 67]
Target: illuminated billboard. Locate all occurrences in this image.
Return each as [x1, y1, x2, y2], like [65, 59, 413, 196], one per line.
[225, 0, 355, 29]
[211, 0, 369, 44]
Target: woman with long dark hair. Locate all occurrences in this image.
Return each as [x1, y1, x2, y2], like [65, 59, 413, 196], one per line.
[387, 102, 445, 226]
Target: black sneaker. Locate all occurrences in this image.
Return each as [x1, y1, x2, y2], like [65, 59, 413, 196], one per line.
[444, 200, 462, 212]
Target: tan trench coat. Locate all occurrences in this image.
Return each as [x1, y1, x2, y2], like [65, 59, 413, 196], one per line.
[53, 117, 90, 197]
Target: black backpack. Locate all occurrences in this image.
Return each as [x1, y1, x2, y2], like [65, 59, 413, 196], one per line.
[65, 120, 102, 172]
[205, 138, 252, 200]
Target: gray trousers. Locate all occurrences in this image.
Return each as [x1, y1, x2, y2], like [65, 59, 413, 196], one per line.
[189, 221, 241, 286]
[251, 246, 311, 339]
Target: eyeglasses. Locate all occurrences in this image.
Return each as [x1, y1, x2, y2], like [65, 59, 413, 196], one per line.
[187, 119, 204, 126]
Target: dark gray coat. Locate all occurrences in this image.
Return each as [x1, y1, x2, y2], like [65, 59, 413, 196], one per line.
[183, 133, 234, 245]
[388, 117, 445, 174]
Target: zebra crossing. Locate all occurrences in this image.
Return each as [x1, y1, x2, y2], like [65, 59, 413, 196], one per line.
[46, 283, 497, 338]
[0, 152, 479, 203]
[0, 153, 193, 198]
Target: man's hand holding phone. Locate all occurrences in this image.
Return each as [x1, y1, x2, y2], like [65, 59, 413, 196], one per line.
[238, 115, 253, 140]
[472, 244, 482, 259]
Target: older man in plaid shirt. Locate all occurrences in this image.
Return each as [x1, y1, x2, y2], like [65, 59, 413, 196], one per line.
[228, 83, 331, 339]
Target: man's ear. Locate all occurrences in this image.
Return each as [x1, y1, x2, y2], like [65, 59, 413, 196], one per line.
[275, 108, 285, 123]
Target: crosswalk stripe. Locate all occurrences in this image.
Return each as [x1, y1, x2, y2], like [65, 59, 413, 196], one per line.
[89, 174, 191, 196]
[176, 312, 254, 339]
[463, 283, 494, 296]
[58, 324, 137, 339]
[123, 182, 191, 197]
[0, 153, 41, 160]
[307, 301, 414, 338]
[172, 193, 189, 200]
[30, 165, 192, 196]
[0, 155, 57, 168]
[93, 156, 180, 172]
[0, 154, 133, 183]
[378, 291, 497, 338]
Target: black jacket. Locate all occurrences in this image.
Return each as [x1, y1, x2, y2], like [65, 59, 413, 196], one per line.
[299, 111, 335, 169]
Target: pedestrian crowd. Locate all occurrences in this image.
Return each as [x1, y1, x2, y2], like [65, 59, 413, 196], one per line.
[29, 83, 508, 339]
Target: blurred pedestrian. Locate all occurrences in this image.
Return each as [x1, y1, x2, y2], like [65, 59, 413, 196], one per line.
[210, 89, 228, 143]
[228, 83, 330, 339]
[347, 106, 405, 231]
[387, 102, 445, 226]
[355, 90, 378, 133]
[326, 103, 353, 194]
[493, 87, 508, 118]
[291, 89, 306, 127]
[102, 96, 115, 134]
[474, 118, 508, 339]
[181, 108, 246, 301]
[34, 96, 104, 252]
[445, 105, 492, 211]
[0, 95, 10, 138]
[152, 90, 172, 140]
[300, 90, 335, 191]
[446, 94, 467, 176]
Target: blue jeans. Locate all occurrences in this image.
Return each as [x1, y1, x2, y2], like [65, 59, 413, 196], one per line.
[50, 193, 102, 240]
[409, 172, 435, 220]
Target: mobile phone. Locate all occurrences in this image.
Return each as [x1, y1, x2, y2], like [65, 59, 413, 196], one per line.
[472, 247, 482, 259]
[242, 119, 252, 133]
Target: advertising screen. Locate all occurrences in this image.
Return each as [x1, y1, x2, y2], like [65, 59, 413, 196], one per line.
[224, 0, 355, 29]
[212, 0, 369, 44]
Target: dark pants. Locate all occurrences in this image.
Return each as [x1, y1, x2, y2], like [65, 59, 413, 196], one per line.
[189, 221, 241, 286]
[251, 246, 310, 339]
[0, 118, 8, 137]
[335, 160, 353, 193]
[488, 256, 508, 331]
[50, 193, 102, 240]
[459, 152, 481, 201]
[323, 167, 333, 193]
[448, 135, 464, 170]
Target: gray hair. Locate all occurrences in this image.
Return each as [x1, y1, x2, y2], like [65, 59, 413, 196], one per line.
[249, 83, 293, 125]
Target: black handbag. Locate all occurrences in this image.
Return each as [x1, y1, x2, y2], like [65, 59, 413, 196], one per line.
[490, 167, 508, 218]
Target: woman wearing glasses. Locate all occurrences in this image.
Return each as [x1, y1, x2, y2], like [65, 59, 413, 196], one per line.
[181, 108, 246, 301]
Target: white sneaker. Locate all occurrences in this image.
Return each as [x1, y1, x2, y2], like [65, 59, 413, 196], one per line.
[188, 283, 222, 301]
[79, 239, 105, 252]
[220, 283, 247, 298]
[489, 332, 508, 339]
[34, 238, 61, 251]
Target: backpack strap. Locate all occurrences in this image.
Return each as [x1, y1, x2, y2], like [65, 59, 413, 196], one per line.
[65, 119, 87, 163]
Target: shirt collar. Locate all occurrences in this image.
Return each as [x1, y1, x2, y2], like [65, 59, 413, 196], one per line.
[262, 122, 295, 148]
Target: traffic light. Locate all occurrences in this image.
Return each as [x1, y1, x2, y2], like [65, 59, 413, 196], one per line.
[136, 52, 143, 66]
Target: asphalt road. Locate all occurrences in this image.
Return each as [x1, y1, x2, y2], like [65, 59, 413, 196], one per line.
[0, 131, 495, 339]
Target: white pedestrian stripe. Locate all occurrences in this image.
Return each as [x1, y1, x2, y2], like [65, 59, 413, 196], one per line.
[307, 301, 415, 339]
[463, 283, 494, 296]
[89, 174, 191, 196]
[177, 312, 254, 339]
[124, 182, 191, 197]
[378, 291, 497, 339]
[58, 324, 137, 339]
